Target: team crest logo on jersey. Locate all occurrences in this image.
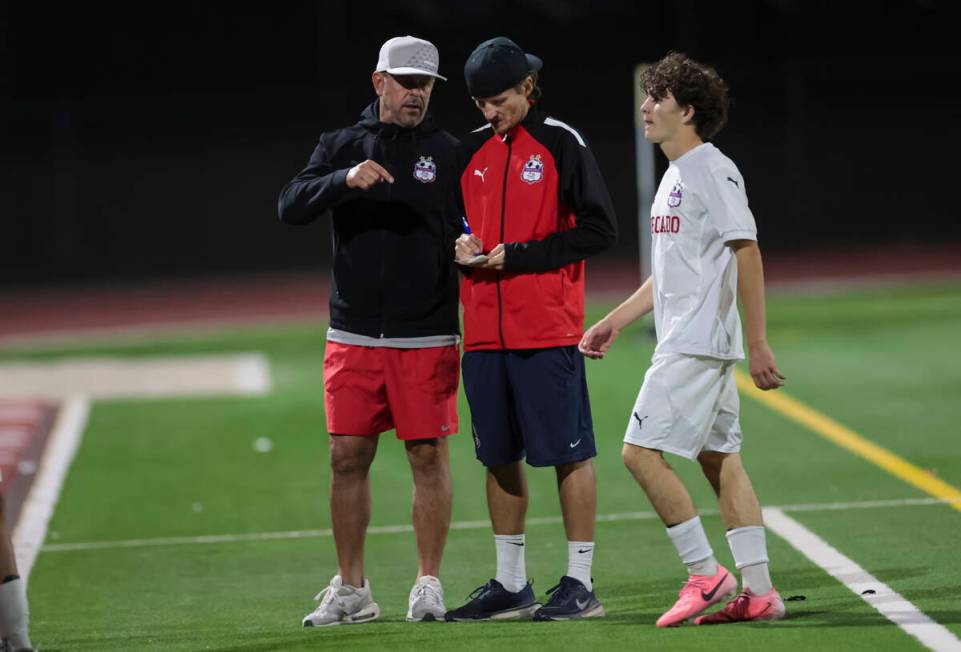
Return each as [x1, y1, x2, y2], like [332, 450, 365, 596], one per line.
[521, 154, 545, 184]
[413, 156, 437, 184]
[667, 182, 683, 207]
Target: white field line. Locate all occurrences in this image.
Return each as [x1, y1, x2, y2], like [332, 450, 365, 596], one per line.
[40, 496, 949, 553]
[764, 508, 961, 652]
[0, 353, 272, 400]
[13, 396, 90, 580]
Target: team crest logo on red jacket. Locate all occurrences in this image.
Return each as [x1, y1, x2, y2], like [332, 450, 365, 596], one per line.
[521, 154, 544, 184]
[667, 182, 683, 207]
[413, 156, 437, 183]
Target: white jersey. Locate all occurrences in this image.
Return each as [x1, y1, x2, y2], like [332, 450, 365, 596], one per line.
[650, 142, 757, 360]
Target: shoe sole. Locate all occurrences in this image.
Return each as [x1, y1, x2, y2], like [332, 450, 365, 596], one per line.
[406, 611, 445, 622]
[695, 600, 787, 625]
[446, 602, 542, 622]
[532, 603, 606, 621]
[303, 602, 381, 627]
[694, 611, 786, 625]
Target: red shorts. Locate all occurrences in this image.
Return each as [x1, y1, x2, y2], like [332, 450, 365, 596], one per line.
[323, 341, 459, 440]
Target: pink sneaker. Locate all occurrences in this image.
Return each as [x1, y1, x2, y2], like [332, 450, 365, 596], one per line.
[694, 588, 786, 624]
[655, 565, 737, 627]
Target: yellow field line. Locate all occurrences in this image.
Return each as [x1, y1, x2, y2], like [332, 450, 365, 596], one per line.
[734, 369, 961, 513]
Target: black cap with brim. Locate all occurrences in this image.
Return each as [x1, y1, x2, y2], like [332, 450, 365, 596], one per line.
[464, 37, 543, 99]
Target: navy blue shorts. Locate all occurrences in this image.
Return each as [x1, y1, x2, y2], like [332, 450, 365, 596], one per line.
[462, 346, 596, 468]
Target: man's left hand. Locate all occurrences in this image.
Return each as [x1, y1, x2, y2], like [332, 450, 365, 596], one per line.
[482, 242, 507, 271]
[748, 341, 786, 390]
[476, 243, 505, 270]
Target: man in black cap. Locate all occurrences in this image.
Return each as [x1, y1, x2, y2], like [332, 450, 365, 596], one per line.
[279, 35, 461, 627]
[445, 37, 617, 622]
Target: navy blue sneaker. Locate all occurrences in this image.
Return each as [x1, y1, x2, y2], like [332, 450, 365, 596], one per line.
[444, 579, 540, 621]
[532, 576, 604, 621]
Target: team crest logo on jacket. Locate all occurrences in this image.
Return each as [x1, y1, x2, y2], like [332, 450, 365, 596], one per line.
[667, 182, 683, 207]
[413, 156, 437, 183]
[521, 154, 544, 184]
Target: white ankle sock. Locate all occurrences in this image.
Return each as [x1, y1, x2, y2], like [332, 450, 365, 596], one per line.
[567, 541, 594, 591]
[0, 577, 32, 651]
[726, 526, 773, 594]
[666, 515, 718, 576]
[494, 534, 527, 592]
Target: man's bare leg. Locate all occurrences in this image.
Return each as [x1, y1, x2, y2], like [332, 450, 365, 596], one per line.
[555, 459, 596, 541]
[555, 459, 597, 591]
[329, 434, 379, 587]
[623, 442, 733, 627]
[622, 443, 697, 525]
[443, 461, 535, 619]
[697, 451, 762, 528]
[405, 437, 452, 579]
[486, 462, 528, 592]
[487, 461, 527, 534]
[698, 451, 773, 595]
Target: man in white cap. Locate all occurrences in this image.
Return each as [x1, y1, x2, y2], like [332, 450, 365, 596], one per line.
[279, 35, 461, 627]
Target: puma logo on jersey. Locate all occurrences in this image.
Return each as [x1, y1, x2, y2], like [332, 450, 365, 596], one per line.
[474, 168, 488, 182]
[727, 176, 739, 187]
[633, 412, 648, 428]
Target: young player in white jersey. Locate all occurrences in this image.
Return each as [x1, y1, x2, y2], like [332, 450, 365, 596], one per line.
[580, 52, 786, 627]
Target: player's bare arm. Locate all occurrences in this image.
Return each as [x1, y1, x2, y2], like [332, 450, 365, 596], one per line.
[580, 277, 655, 360]
[730, 239, 785, 390]
[346, 159, 395, 190]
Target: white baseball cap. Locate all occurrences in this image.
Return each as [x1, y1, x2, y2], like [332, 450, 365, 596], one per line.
[375, 35, 447, 81]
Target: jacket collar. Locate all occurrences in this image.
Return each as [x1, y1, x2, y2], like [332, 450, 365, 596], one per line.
[503, 107, 544, 141]
[358, 100, 438, 137]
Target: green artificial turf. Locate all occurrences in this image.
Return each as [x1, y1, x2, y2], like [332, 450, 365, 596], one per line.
[7, 281, 959, 650]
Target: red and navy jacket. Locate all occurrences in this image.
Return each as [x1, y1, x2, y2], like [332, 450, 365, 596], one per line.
[458, 109, 617, 351]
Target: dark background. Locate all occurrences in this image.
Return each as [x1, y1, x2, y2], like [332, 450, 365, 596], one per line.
[2, 1, 959, 288]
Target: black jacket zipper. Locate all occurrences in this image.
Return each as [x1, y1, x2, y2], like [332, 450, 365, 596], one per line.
[377, 132, 388, 337]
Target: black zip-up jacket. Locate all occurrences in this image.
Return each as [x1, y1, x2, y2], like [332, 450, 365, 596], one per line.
[278, 101, 461, 338]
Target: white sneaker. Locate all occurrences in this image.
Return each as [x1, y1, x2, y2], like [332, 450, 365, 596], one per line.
[406, 575, 446, 622]
[302, 575, 380, 627]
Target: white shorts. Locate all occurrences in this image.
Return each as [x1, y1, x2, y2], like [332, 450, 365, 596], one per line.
[623, 353, 742, 460]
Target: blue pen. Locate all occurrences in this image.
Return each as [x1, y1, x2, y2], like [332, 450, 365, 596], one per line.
[460, 216, 472, 234]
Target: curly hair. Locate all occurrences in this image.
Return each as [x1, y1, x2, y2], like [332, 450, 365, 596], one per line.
[640, 52, 729, 141]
